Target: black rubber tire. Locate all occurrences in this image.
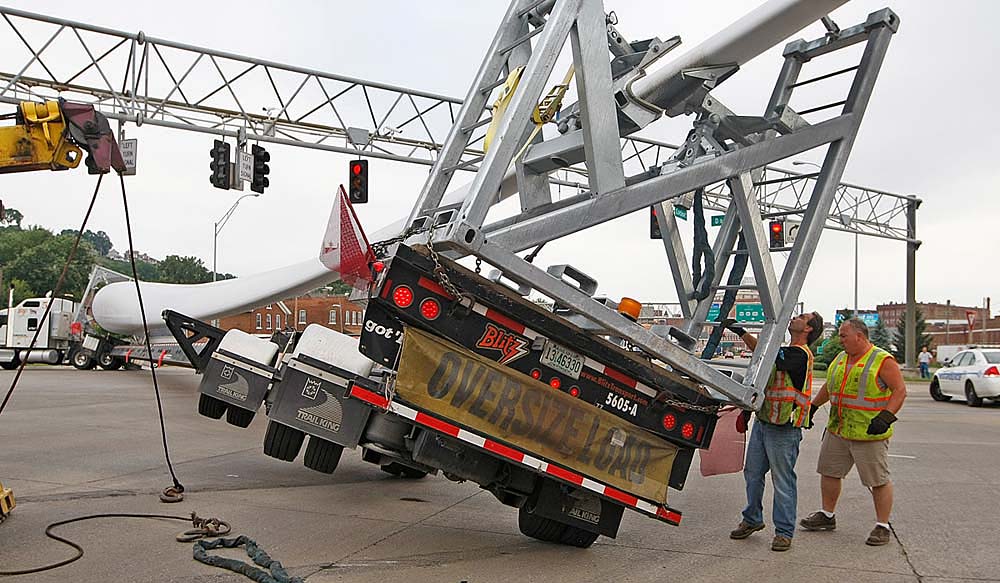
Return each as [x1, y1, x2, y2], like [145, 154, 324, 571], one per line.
[0, 358, 19, 371]
[263, 421, 305, 461]
[929, 379, 950, 402]
[517, 506, 567, 543]
[71, 350, 95, 370]
[303, 437, 344, 474]
[97, 352, 123, 371]
[197, 394, 227, 419]
[380, 462, 428, 479]
[225, 406, 256, 428]
[558, 525, 600, 548]
[965, 381, 983, 407]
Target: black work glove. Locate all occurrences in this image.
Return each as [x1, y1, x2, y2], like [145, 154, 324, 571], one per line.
[866, 409, 897, 435]
[721, 318, 746, 337]
[736, 409, 751, 434]
[804, 403, 820, 430]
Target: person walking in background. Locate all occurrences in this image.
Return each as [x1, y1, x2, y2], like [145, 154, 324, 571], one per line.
[726, 311, 824, 552]
[918, 346, 932, 379]
[800, 318, 907, 546]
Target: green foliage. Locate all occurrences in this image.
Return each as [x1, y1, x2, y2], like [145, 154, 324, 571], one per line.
[813, 362, 829, 372]
[814, 333, 844, 367]
[98, 256, 159, 281]
[157, 255, 214, 284]
[60, 228, 113, 257]
[0, 229, 95, 302]
[870, 317, 894, 353]
[893, 307, 934, 364]
[8, 278, 33, 305]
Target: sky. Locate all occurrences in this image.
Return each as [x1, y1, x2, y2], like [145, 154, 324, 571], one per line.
[0, 0, 995, 323]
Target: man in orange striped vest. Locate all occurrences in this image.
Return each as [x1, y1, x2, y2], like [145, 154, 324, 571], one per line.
[728, 311, 823, 552]
[800, 317, 907, 546]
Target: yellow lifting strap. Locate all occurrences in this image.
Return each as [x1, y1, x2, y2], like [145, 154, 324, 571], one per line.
[20, 100, 63, 147]
[515, 65, 574, 162]
[483, 66, 525, 153]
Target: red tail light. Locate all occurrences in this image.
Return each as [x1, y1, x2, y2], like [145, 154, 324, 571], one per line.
[419, 298, 441, 320]
[392, 285, 414, 308]
[569, 386, 580, 397]
[530, 369, 541, 380]
[662, 413, 676, 431]
[549, 377, 561, 389]
[681, 422, 695, 440]
[985, 366, 1000, 377]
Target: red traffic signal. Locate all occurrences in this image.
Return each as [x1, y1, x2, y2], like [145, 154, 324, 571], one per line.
[769, 220, 785, 249]
[349, 159, 368, 204]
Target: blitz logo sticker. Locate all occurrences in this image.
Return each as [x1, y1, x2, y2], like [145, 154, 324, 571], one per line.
[301, 378, 322, 400]
[220, 364, 234, 380]
[476, 323, 529, 365]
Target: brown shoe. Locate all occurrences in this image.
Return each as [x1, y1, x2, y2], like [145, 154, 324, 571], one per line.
[771, 535, 792, 552]
[866, 525, 891, 546]
[729, 521, 765, 540]
[799, 511, 836, 531]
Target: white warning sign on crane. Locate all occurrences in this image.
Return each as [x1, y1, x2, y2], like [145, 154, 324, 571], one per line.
[120, 138, 137, 176]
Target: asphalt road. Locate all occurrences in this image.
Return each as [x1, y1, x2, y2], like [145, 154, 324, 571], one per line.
[1, 367, 998, 582]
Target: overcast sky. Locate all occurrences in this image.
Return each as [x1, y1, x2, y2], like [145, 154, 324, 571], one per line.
[0, 0, 994, 322]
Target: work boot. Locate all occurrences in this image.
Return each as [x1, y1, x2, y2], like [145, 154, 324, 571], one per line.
[729, 521, 765, 540]
[866, 525, 891, 546]
[799, 511, 836, 531]
[771, 535, 792, 552]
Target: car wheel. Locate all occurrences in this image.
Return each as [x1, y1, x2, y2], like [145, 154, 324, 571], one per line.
[98, 352, 123, 371]
[965, 381, 984, 407]
[517, 505, 567, 543]
[197, 394, 227, 419]
[929, 378, 950, 402]
[225, 406, 255, 428]
[71, 350, 96, 370]
[262, 421, 305, 461]
[303, 437, 344, 474]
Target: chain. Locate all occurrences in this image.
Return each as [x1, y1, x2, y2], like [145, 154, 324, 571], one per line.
[656, 395, 721, 414]
[383, 372, 397, 408]
[425, 228, 473, 307]
[475, 258, 482, 274]
[371, 223, 433, 260]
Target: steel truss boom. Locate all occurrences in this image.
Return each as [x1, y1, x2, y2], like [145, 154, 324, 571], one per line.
[0, 5, 916, 244]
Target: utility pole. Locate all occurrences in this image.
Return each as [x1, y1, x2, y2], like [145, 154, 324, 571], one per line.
[904, 197, 919, 371]
[945, 299, 951, 345]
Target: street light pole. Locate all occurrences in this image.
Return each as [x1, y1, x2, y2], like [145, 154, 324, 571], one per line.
[794, 160, 858, 315]
[212, 193, 259, 282]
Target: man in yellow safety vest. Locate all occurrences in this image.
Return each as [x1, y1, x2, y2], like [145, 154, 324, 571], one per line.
[727, 311, 823, 552]
[800, 317, 907, 546]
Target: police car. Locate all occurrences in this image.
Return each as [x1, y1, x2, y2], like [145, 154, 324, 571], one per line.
[929, 348, 1000, 406]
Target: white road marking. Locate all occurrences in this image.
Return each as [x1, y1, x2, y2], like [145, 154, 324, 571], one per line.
[888, 454, 916, 459]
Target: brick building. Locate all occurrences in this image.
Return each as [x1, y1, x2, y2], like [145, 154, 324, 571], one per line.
[218, 293, 366, 337]
[877, 301, 988, 330]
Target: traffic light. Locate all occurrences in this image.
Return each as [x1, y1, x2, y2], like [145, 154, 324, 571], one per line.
[209, 140, 230, 190]
[650, 206, 662, 239]
[251, 144, 270, 194]
[349, 159, 368, 204]
[769, 220, 785, 249]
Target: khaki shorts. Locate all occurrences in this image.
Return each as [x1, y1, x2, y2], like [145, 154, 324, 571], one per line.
[817, 431, 891, 487]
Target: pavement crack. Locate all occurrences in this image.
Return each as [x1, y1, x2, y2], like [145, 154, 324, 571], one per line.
[890, 522, 926, 583]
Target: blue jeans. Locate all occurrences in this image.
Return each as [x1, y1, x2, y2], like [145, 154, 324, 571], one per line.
[741, 420, 802, 538]
[919, 363, 929, 378]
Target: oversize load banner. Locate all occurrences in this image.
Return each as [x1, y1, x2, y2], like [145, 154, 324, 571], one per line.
[395, 327, 677, 504]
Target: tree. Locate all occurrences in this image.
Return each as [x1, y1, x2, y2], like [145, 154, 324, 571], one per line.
[870, 317, 894, 353]
[7, 233, 96, 301]
[893, 307, 934, 364]
[814, 333, 843, 368]
[157, 255, 213, 284]
[61, 229, 113, 257]
[6, 278, 34, 306]
[1, 207, 23, 228]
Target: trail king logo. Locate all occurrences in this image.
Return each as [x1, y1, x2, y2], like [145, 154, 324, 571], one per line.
[476, 323, 528, 365]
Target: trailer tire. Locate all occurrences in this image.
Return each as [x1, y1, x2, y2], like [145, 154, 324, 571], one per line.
[225, 406, 255, 428]
[558, 525, 600, 548]
[303, 437, 343, 474]
[0, 359, 18, 371]
[97, 351, 123, 370]
[263, 421, 305, 462]
[517, 506, 567, 543]
[380, 462, 428, 479]
[197, 394, 227, 419]
[71, 350, 95, 370]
